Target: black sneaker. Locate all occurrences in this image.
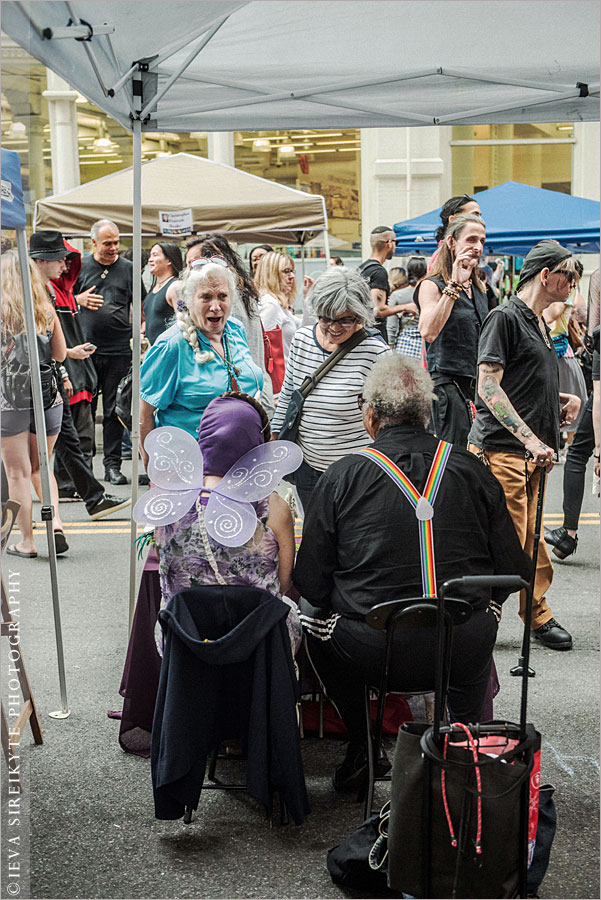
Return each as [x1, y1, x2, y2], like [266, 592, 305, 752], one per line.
[333, 741, 391, 792]
[544, 526, 578, 560]
[89, 494, 132, 521]
[532, 618, 573, 650]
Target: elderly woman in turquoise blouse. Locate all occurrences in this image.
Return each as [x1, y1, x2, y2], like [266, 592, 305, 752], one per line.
[139, 258, 263, 468]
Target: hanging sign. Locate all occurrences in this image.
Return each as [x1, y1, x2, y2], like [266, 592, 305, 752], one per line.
[159, 208, 193, 237]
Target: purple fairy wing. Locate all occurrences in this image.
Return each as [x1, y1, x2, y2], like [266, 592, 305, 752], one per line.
[145, 427, 204, 490]
[132, 487, 199, 526]
[214, 441, 303, 504]
[203, 492, 257, 547]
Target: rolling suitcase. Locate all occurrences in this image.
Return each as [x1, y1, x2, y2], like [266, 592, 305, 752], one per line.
[387, 465, 549, 899]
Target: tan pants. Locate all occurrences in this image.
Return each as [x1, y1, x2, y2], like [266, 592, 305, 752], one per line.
[469, 447, 553, 630]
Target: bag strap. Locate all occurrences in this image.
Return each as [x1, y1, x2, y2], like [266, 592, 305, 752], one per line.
[298, 327, 370, 400]
[356, 441, 452, 597]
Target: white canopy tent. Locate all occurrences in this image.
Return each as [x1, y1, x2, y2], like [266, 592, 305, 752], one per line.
[4, 1, 600, 130]
[35, 152, 328, 243]
[3, 0, 599, 652]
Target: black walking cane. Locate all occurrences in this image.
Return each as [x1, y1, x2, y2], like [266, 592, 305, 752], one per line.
[510, 454, 549, 682]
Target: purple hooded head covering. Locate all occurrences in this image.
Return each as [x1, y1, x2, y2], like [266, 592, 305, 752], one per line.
[197, 395, 266, 476]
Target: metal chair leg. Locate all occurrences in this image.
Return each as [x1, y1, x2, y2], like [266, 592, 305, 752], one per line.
[207, 746, 219, 781]
[364, 685, 376, 820]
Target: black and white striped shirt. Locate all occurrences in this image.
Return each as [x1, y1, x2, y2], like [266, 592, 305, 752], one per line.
[271, 324, 391, 471]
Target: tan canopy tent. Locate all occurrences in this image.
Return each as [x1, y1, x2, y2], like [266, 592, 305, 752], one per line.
[34, 152, 328, 244]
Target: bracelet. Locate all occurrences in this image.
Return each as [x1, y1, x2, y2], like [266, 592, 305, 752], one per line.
[442, 287, 459, 301]
[446, 279, 462, 293]
[594, 454, 600, 461]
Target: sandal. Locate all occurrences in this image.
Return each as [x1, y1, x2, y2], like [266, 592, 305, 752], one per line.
[6, 545, 38, 559]
[54, 530, 69, 555]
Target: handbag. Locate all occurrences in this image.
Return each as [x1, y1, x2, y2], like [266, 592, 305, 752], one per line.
[387, 720, 541, 899]
[278, 327, 370, 444]
[262, 324, 286, 394]
[1, 332, 58, 411]
[327, 800, 393, 893]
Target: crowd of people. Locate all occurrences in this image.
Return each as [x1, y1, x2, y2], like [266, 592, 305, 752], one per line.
[1, 204, 599, 796]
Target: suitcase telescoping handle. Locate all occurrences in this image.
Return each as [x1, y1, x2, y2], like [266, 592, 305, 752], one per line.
[439, 575, 528, 600]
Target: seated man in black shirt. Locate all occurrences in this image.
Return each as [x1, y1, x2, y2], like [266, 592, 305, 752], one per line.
[294, 354, 530, 790]
[468, 241, 582, 651]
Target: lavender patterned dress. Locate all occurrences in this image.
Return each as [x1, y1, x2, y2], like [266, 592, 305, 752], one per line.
[154, 497, 301, 653]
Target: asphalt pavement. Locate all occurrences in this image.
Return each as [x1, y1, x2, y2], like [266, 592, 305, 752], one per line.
[1, 454, 599, 900]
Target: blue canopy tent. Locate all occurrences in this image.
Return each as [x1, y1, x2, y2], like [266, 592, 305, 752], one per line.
[393, 181, 601, 256]
[1, 147, 70, 716]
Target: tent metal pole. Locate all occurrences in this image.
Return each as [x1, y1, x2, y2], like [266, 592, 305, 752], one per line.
[63, 1, 110, 96]
[15, 228, 70, 718]
[406, 129, 412, 220]
[139, 15, 232, 121]
[163, 87, 433, 124]
[128, 119, 143, 633]
[320, 198, 331, 266]
[435, 85, 598, 125]
[152, 4, 249, 68]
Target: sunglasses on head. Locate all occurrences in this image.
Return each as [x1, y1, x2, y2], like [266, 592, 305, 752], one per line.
[555, 268, 577, 285]
[189, 256, 229, 270]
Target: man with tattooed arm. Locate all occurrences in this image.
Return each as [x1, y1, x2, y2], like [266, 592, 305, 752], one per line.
[469, 241, 582, 651]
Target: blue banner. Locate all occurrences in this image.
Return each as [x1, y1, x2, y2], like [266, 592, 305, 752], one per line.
[1, 147, 26, 229]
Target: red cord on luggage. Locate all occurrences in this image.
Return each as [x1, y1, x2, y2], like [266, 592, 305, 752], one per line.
[441, 723, 483, 855]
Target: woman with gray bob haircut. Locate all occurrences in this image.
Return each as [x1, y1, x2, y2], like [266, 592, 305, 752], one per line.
[271, 267, 390, 513]
[308, 266, 375, 329]
[361, 355, 436, 427]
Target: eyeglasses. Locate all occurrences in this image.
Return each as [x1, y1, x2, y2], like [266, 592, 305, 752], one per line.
[357, 394, 367, 410]
[318, 315, 358, 329]
[189, 256, 229, 270]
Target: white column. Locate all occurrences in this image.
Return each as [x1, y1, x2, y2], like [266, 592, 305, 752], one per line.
[207, 132, 234, 167]
[571, 122, 600, 292]
[360, 126, 452, 258]
[571, 122, 600, 201]
[42, 69, 80, 194]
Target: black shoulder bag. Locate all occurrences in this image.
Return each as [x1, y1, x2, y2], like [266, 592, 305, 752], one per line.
[277, 328, 369, 444]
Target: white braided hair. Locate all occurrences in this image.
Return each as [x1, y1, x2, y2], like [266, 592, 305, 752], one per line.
[176, 263, 239, 365]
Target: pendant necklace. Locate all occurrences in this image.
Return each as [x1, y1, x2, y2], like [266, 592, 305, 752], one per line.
[538, 319, 552, 349]
[215, 334, 241, 391]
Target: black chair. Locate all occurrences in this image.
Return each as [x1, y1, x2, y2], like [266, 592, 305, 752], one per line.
[362, 584, 474, 820]
[151, 585, 310, 827]
[363, 575, 528, 819]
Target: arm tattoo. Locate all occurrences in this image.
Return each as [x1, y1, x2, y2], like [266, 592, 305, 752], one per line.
[480, 373, 531, 437]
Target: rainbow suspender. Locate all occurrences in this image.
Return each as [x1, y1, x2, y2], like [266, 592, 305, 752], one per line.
[356, 441, 452, 598]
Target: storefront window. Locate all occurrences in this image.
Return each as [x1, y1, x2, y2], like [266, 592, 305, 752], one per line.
[451, 123, 574, 196]
[233, 130, 361, 248]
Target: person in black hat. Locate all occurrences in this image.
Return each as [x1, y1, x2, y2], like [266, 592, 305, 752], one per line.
[30, 231, 131, 521]
[468, 241, 582, 651]
[29, 230, 69, 263]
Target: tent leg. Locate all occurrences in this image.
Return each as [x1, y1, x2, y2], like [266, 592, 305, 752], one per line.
[128, 120, 143, 634]
[15, 228, 70, 718]
[322, 230, 331, 266]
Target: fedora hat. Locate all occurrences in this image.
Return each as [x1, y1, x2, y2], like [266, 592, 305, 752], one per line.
[29, 231, 69, 261]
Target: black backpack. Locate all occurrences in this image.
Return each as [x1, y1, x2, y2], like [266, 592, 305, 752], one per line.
[1, 332, 58, 411]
